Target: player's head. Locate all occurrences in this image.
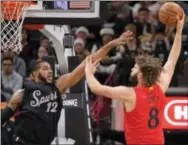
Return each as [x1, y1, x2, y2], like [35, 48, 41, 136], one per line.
[130, 55, 163, 87]
[31, 60, 53, 84]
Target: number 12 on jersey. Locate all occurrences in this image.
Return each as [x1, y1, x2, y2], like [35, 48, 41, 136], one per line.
[148, 107, 159, 129]
[46, 102, 58, 112]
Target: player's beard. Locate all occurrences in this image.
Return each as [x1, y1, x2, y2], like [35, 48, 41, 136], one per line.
[129, 72, 138, 86]
[38, 72, 48, 84]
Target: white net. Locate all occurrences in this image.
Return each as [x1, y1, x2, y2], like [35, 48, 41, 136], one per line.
[1, 1, 30, 53]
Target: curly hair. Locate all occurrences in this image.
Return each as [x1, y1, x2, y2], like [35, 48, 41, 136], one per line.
[136, 55, 163, 87]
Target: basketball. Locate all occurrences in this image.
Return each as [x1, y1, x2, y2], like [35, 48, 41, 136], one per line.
[158, 2, 183, 26]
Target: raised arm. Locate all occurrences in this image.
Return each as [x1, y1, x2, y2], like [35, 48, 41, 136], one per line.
[158, 11, 185, 92]
[85, 56, 134, 100]
[56, 31, 133, 94]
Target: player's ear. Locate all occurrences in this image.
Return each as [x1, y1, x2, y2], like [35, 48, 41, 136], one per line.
[137, 72, 142, 80]
[31, 71, 38, 82]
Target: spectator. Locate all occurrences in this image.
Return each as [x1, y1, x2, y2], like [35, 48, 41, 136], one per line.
[113, 4, 133, 36]
[2, 49, 26, 77]
[75, 26, 91, 51]
[37, 46, 49, 60]
[119, 24, 141, 58]
[91, 28, 115, 53]
[93, 28, 121, 76]
[182, 24, 188, 61]
[112, 56, 135, 86]
[75, 26, 89, 42]
[93, 28, 121, 65]
[132, 1, 147, 17]
[1, 57, 23, 101]
[19, 28, 33, 66]
[148, 2, 161, 16]
[40, 36, 50, 49]
[100, 28, 115, 45]
[107, 1, 124, 22]
[29, 46, 49, 70]
[73, 38, 90, 61]
[178, 59, 188, 87]
[39, 35, 57, 62]
[111, 1, 125, 10]
[139, 33, 153, 55]
[93, 28, 114, 50]
[132, 2, 161, 17]
[134, 7, 155, 37]
[152, 24, 170, 64]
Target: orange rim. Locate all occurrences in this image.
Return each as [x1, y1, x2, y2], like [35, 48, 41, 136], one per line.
[1, 1, 36, 20]
[24, 24, 45, 30]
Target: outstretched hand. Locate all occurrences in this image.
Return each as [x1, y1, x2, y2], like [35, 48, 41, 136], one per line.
[109, 30, 133, 47]
[85, 56, 101, 75]
[176, 9, 185, 33]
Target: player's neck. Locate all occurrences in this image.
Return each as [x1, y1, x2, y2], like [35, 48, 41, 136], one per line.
[32, 77, 41, 83]
[137, 81, 142, 87]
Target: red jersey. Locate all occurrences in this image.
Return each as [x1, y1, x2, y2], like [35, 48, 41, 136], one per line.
[124, 84, 166, 145]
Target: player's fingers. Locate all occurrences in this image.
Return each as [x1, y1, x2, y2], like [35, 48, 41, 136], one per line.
[181, 9, 185, 21]
[127, 30, 133, 36]
[122, 30, 130, 37]
[176, 15, 180, 21]
[89, 55, 93, 63]
[85, 56, 89, 63]
[126, 36, 134, 40]
[125, 31, 133, 39]
[125, 30, 130, 34]
[86, 56, 90, 65]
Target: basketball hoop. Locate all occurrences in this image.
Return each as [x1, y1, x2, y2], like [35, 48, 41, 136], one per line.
[1, 1, 32, 53]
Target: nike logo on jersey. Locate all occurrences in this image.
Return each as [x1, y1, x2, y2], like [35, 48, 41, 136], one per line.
[30, 90, 58, 107]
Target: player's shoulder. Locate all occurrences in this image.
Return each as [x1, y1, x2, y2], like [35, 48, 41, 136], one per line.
[117, 86, 136, 103]
[23, 80, 43, 91]
[155, 83, 165, 92]
[120, 86, 134, 90]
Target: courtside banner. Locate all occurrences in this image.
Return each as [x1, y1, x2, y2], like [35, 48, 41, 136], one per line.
[163, 97, 188, 129]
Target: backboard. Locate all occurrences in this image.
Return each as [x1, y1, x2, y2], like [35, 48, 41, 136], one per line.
[24, 1, 104, 25]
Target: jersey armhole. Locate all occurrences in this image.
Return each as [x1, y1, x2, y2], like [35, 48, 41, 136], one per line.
[123, 88, 137, 113]
[156, 83, 165, 95]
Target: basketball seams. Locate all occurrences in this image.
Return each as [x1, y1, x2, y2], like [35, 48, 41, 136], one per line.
[159, 2, 183, 26]
[159, 10, 178, 17]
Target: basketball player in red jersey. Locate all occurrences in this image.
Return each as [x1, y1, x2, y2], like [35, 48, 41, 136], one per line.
[85, 12, 185, 145]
